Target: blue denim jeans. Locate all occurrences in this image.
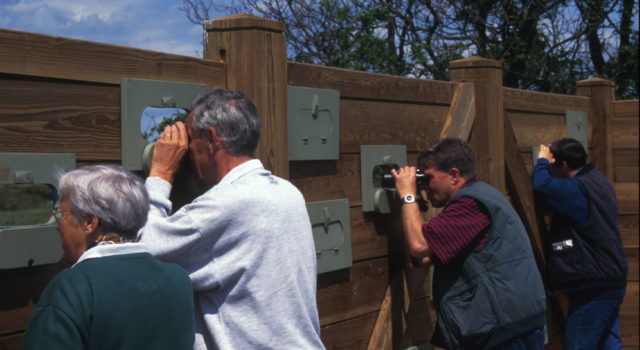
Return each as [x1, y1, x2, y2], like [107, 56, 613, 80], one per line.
[564, 287, 626, 350]
[496, 327, 546, 350]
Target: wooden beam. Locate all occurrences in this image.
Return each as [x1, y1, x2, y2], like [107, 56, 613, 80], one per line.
[367, 287, 393, 350]
[0, 28, 223, 87]
[440, 83, 476, 140]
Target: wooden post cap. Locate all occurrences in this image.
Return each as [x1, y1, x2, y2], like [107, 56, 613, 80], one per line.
[204, 13, 286, 33]
[450, 56, 502, 70]
[576, 77, 614, 88]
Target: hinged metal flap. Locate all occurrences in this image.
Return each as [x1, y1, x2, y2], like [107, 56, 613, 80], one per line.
[121, 78, 206, 171]
[306, 199, 352, 274]
[288, 86, 340, 161]
[0, 153, 75, 269]
[361, 145, 407, 213]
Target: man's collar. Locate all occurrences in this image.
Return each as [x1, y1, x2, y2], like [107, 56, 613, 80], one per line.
[217, 159, 264, 186]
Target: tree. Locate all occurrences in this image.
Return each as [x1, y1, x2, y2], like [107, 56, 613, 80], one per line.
[182, 0, 638, 98]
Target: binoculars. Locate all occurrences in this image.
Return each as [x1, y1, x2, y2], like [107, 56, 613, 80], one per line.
[372, 164, 430, 190]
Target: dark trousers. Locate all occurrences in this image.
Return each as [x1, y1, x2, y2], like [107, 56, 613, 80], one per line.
[495, 327, 545, 350]
[564, 287, 626, 350]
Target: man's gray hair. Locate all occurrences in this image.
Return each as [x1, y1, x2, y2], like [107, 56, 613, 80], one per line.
[58, 165, 149, 240]
[190, 88, 261, 157]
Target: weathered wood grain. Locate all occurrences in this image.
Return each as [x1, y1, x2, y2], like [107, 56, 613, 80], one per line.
[317, 258, 388, 326]
[350, 208, 389, 262]
[290, 155, 361, 205]
[0, 76, 120, 161]
[613, 100, 639, 119]
[615, 183, 639, 215]
[503, 87, 590, 113]
[620, 281, 639, 346]
[626, 247, 639, 282]
[0, 333, 22, 350]
[0, 29, 224, 87]
[321, 312, 378, 350]
[613, 117, 640, 149]
[620, 215, 639, 248]
[288, 61, 458, 104]
[366, 288, 392, 350]
[340, 99, 448, 153]
[614, 150, 639, 182]
[508, 112, 568, 150]
[439, 83, 475, 140]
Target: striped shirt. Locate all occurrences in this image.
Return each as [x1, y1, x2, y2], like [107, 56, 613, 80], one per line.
[422, 195, 491, 266]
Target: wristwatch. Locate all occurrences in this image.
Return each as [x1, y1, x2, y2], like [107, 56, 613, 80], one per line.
[402, 194, 416, 204]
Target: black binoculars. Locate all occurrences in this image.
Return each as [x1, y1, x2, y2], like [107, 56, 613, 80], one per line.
[372, 164, 430, 190]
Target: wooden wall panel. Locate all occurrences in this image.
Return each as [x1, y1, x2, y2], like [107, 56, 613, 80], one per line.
[321, 312, 378, 350]
[317, 258, 388, 326]
[291, 155, 360, 205]
[340, 99, 447, 153]
[288, 61, 457, 104]
[508, 112, 566, 150]
[0, 29, 224, 88]
[621, 282, 639, 347]
[615, 183, 639, 215]
[0, 75, 120, 161]
[614, 150, 639, 182]
[613, 118, 639, 149]
[620, 216, 639, 248]
[503, 87, 590, 114]
[626, 247, 639, 282]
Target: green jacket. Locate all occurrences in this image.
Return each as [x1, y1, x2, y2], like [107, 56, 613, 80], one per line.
[431, 182, 546, 350]
[24, 243, 194, 350]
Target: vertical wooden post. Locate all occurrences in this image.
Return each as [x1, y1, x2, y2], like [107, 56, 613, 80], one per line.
[204, 14, 289, 178]
[449, 57, 505, 192]
[576, 78, 615, 181]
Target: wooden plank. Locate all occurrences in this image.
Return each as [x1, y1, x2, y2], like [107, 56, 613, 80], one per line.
[290, 155, 361, 206]
[0, 333, 22, 350]
[620, 281, 639, 347]
[0, 263, 64, 335]
[288, 61, 457, 104]
[615, 183, 639, 215]
[614, 150, 639, 182]
[205, 14, 288, 178]
[0, 76, 120, 161]
[620, 216, 639, 248]
[613, 118, 639, 149]
[350, 207, 389, 262]
[626, 247, 639, 282]
[612, 100, 639, 119]
[317, 258, 388, 326]
[508, 112, 567, 150]
[341, 99, 448, 153]
[0, 28, 224, 87]
[439, 83, 476, 140]
[321, 312, 378, 350]
[366, 288, 392, 350]
[503, 87, 591, 114]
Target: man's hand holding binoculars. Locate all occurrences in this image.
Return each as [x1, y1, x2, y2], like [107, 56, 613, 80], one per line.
[390, 166, 418, 198]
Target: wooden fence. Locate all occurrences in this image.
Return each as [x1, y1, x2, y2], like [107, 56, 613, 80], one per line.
[0, 14, 637, 350]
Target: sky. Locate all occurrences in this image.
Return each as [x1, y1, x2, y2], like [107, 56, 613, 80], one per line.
[0, 0, 219, 57]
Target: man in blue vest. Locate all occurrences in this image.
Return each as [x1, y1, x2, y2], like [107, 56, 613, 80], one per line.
[392, 138, 546, 350]
[533, 138, 627, 349]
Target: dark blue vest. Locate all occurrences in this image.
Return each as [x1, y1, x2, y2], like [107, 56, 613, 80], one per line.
[545, 164, 628, 293]
[431, 182, 546, 350]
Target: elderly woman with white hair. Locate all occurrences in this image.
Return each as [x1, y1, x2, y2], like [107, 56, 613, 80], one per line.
[23, 165, 194, 350]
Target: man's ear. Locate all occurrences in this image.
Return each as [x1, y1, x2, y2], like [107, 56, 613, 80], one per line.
[449, 168, 461, 184]
[207, 127, 222, 152]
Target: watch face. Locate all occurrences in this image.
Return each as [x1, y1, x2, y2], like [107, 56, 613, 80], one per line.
[403, 194, 416, 203]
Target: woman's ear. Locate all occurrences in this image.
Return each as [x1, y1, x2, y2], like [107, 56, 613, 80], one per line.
[83, 215, 100, 235]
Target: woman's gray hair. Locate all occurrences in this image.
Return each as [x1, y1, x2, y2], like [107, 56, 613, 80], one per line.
[58, 165, 149, 240]
[190, 88, 261, 157]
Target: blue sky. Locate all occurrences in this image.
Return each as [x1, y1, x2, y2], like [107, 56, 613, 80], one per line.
[0, 0, 220, 57]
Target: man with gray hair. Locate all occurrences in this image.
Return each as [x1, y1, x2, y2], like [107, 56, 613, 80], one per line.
[137, 88, 324, 350]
